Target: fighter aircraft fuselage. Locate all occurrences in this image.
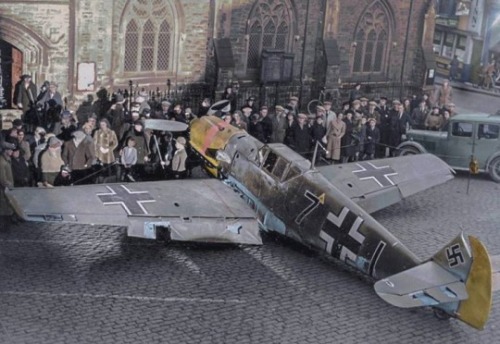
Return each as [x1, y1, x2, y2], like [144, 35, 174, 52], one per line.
[218, 132, 420, 281]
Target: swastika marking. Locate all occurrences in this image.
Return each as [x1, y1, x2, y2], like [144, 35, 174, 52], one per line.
[97, 185, 155, 215]
[446, 244, 465, 268]
[352, 162, 398, 188]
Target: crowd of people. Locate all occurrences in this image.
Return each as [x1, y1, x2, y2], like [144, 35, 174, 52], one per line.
[0, 75, 458, 209]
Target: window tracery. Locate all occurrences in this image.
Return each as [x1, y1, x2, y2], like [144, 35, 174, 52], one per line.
[247, 0, 292, 69]
[123, 0, 174, 73]
[352, 1, 392, 74]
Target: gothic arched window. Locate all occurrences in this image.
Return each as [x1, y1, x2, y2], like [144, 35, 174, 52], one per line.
[352, 1, 392, 74]
[246, 0, 293, 69]
[122, 0, 174, 73]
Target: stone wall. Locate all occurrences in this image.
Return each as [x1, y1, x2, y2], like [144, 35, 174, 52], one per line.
[0, 0, 432, 108]
[0, 2, 70, 91]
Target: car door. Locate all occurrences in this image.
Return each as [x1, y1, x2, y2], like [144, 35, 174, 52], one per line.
[443, 120, 475, 169]
[475, 123, 500, 168]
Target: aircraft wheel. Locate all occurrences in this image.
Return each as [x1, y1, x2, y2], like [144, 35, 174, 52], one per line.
[433, 308, 451, 321]
[398, 146, 420, 156]
[488, 157, 500, 183]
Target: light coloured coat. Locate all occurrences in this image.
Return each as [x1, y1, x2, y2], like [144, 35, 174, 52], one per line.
[94, 128, 118, 164]
[326, 119, 346, 160]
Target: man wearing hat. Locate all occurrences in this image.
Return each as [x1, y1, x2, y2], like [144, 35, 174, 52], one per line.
[240, 105, 254, 125]
[287, 96, 299, 117]
[377, 96, 391, 158]
[424, 106, 443, 131]
[106, 93, 127, 134]
[241, 96, 258, 115]
[366, 101, 380, 125]
[0, 141, 14, 219]
[37, 81, 63, 124]
[53, 110, 77, 142]
[157, 100, 172, 119]
[198, 98, 211, 117]
[349, 83, 362, 102]
[323, 101, 337, 125]
[290, 113, 312, 157]
[11, 144, 30, 187]
[359, 97, 369, 116]
[39, 136, 64, 187]
[259, 106, 273, 143]
[390, 100, 411, 155]
[271, 105, 288, 143]
[411, 99, 429, 130]
[16, 75, 38, 133]
[363, 118, 380, 160]
[171, 136, 188, 179]
[351, 99, 363, 117]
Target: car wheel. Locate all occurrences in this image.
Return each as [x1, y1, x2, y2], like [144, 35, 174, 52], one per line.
[488, 157, 500, 183]
[398, 146, 420, 156]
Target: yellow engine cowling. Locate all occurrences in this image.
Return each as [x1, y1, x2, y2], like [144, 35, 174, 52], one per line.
[189, 116, 244, 177]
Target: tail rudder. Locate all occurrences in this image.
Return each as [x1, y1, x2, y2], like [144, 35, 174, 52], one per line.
[374, 233, 492, 330]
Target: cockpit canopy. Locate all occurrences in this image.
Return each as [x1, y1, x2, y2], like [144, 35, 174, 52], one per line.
[258, 144, 311, 183]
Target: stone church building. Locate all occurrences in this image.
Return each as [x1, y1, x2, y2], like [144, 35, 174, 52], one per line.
[0, 0, 436, 109]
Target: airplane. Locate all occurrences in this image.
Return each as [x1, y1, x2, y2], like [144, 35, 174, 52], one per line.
[5, 115, 493, 330]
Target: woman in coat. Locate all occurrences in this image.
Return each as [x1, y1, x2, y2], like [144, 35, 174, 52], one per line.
[326, 112, 345, 162]
[94, 119, 118, 165]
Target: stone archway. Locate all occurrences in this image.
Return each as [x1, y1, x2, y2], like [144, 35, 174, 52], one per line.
[0, 16, 50, 88]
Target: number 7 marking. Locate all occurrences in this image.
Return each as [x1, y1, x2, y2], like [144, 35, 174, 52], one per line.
[295, 190, 323, 224]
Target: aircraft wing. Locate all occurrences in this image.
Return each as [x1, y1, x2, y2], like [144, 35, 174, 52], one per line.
[317, 154, 453, 214]
[5, 179, 262, 245]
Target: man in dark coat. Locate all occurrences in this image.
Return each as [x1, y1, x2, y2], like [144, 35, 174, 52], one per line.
[290, 113, 312, 157]
[410, 99, 429, 130]
[10, 146, 30, 187]
[259, 106, 273, 143]
[390, 101, 411, 156]
[377, 97, 391, 158]
[363, 118, 380, 160]
[16, 75, 38, 132]
[248, 114, 265, 142]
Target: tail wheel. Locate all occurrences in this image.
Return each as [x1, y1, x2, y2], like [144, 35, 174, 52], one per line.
[433, 309, 451, 321]
[488, 156, 500, 183]
[398, 146, 420, 156]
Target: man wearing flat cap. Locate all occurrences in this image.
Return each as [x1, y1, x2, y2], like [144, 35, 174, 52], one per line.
[290, 113, 312, 157]
[323, 101, 337, 125]
[259, 106, 273, 143]
[271, 105, 288, 144]
[287, 95, 299, 117]
[359, 97, 369, 116]
[390, 100, 411, 155]
[366, 100, 380, 125]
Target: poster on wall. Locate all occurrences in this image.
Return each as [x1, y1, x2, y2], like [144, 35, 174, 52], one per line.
[77, 62, 96, 91]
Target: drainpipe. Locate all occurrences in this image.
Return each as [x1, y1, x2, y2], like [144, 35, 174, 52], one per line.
[400, 0, 414, 99]
[299, 0, 311, 109]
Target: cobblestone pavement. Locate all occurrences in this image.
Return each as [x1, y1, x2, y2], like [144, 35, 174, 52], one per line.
[0, 172, 499, 344]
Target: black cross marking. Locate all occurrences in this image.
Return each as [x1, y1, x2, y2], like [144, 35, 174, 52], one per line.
[352, 162, 397, 188]
[319, 207, 365, 262]
[97, 185, 155, 215]
[446, 244, 465, 268]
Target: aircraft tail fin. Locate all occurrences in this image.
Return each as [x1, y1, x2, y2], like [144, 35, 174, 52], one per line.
[374, 233, 492, 330]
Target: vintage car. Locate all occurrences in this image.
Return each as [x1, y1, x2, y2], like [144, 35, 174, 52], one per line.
[397, 112, 500, 182]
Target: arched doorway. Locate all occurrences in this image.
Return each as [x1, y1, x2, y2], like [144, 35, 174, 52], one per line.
[0, 40, 23, 108]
